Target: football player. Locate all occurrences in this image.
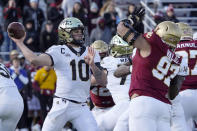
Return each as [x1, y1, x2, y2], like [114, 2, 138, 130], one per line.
[116, 19, 186, 131]
[175, 22, 197, 130]
[94, 35, 133, 131]
[90, 40, 115, 123]
[0, 63, 24, 131]
[8, 17, 107, 131]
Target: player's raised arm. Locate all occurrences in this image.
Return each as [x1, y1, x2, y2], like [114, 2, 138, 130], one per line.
[8, 33, 52, 67]
[84, 47, 107, 87]
[114, 63, 131, 78]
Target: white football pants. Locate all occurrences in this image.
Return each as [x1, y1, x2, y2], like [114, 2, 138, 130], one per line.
[129, 96, 171, 131]
[42, 97, 99, 131]
[96, 100, 130, 131]
[180, 89, 197, 131]
[113, 107, 129, 131]
[0, 86, 24, 131]
[170, 95, 188, 131]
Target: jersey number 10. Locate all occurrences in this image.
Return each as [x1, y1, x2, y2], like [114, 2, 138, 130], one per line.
[70, 59, 89, 81]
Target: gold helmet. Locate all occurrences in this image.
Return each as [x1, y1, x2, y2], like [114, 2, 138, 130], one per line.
[91, 40, 109, 58]
[155, 21, 182, 48]
[91, 40, 108, 53]
[176, 22, 193, 41]
[110, 35, 133, 57]
[58, 17, 84, 45]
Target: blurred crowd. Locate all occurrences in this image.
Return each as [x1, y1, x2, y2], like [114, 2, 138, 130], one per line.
[0, 0, 142, 61]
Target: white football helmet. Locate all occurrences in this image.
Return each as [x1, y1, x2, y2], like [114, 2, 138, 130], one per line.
[58, 17, 85, 45]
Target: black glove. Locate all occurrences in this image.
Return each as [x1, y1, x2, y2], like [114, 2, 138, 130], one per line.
[128, 7, 145, 27]
[134, 7, 145, 20]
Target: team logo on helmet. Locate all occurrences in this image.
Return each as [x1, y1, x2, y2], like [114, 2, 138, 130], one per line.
[58, 17, 85, 46]
[155, 21, 182, 48]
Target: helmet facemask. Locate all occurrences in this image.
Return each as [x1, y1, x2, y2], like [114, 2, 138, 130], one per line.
[110, 35, 133, 57]
[58, 17, 85, 46]
[70, 27, 85, 46]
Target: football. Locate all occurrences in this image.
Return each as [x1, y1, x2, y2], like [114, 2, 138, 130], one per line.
[7, 22, 25, 39]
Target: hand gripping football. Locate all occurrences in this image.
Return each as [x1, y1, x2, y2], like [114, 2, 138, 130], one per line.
[7, 22, 25, 39]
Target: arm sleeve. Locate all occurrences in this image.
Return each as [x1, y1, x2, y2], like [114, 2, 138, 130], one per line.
[19, 74, 29, 85]
[45, 46, 60, 67]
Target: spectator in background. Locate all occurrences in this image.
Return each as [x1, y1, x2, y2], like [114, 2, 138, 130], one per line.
[33, 66, 57, 125]
[126, 3, 136, 17]
[103, 1, 119, 36]
[8, 57, 29, 131]
[23, 0, 45, 34]
[154, 11, 166, 24]
[9, 56, 28, 91]
[90, 17, 112, 44]
[127, 5, 145, 33]
[24, 19, 40, 52]
[2, 0, 22, 60]
[47, 0, 64, 31]
[9, 49, 19, 61]
[18, 54, 35, 131]
[5, 49, 19, 68]
[15, 0, 29, 12]
[61, 0, 81, 18]
[18, 54, 30, 69]
[80, 0, 103, 18]
[88, 2, 100, 34]
[72, 2, 88, 26]
[0, 26, 4, 51]
[27, 63, 41, 131]
[39, 20, 58, 52]
[165, 4, 179, 23]
[0, 56, 3, 63]
[0, 0, 7, 7]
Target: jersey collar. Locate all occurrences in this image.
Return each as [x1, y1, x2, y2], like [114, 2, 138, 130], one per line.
[66, 45, 86, 57]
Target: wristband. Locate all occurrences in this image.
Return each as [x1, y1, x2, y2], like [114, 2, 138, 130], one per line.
[129, 66, 133, 73]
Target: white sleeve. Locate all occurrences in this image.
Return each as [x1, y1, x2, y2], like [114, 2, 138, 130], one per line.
[19, 74, 29, 85]
[94, 51, 100, 63]
[45, 46, 60, 66]
[132, 48, 137, 58]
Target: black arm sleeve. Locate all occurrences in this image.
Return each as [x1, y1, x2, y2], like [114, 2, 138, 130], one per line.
[90, 62, 104, 74]
[168, 75, 185, 100]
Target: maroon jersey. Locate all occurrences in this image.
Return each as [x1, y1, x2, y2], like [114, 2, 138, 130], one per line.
[175, 40, 197, 90]
[129, 31, 182, 104]
[90, 85, 115, 108]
